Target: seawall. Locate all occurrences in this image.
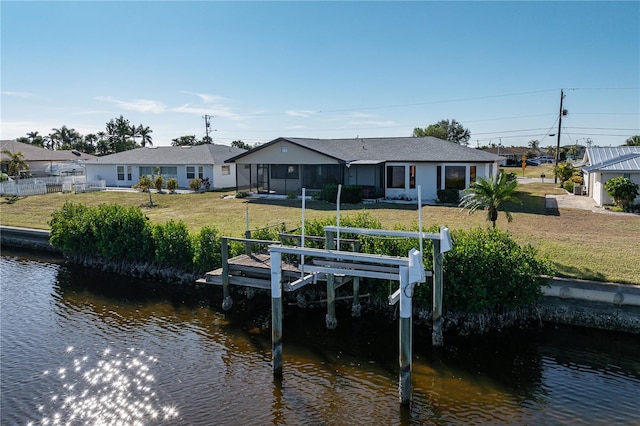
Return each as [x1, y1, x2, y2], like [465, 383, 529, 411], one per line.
[2, 226, 638, 333]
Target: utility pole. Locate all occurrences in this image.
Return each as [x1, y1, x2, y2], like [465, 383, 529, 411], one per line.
[203, 115, 214, 144]
[554, 90, 567, 184]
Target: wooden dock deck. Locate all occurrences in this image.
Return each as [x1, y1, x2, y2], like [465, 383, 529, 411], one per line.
[196, 253, 352, 291]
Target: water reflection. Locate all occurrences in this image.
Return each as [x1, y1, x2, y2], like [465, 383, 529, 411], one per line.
[31, 346, 178, 425]
[2, 252, 639, 425]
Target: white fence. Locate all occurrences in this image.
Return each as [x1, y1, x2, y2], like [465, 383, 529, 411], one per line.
[0, 176, 105, 196]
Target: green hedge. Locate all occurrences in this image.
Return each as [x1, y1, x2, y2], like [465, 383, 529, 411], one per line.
[49, 202, 225, 273]
[50, 204, 553, 313]
[443, 227, 554, 312]
[298, 214, 553, 312]
[437, 189, 460, 204]
[317, 184, 363, 204]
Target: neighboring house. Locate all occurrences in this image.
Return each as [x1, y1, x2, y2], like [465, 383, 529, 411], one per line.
[83, 144, 246, 189]
[482, 146, 533, 166]
[580, 146, 640, 207]
[1, 140, 95, 177]
[226, 136, 504, 201]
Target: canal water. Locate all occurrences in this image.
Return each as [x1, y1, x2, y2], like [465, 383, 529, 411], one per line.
[1, 251, 639, 425]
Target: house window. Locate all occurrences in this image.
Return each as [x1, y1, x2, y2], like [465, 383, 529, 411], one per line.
[624, 173, 631, 179]
[186, 166, 195, 179]
[445, 166, 466, 190]
[141, 166, 177, 180]
[387, 166, 405, 189]
[221, 165, 230, 175]
[271, 164, 298, 179]
[437, 166, 442, 189]
[117, 166, 125, 181]
[302, 164, 341, 189]
[409, 165, 416, 189]
[470, 166, 476, 184]
[198, 166, 204, 179]
[281, 146, 288, 153]
[127, 166, 132, 181]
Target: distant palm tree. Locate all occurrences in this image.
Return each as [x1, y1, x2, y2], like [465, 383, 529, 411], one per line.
[459, 171, 521, 228]
[1, 150, 30, 179]
[129, 124, 140, 147]
[138, 125, 153, 147]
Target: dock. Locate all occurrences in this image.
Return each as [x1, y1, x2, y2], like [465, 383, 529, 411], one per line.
[196, 252, 354, 291]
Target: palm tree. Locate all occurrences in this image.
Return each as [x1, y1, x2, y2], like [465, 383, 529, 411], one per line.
[459, 171, 521, 228]
[129, 124, 140, 147]
[1, 150, 30, 179]
[138, 125, 153, 147]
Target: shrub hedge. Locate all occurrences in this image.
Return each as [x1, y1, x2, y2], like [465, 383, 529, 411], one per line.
[49, 204, 553, 313]
[317, 184, 363, 204]
[49, 202, 222, 273]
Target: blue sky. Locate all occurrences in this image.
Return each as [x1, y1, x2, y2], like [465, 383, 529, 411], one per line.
[2, 1, 639, 148]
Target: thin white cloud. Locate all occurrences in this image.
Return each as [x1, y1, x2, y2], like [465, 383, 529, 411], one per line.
[286, 110, 317, 118]
[1, 91, 36, 99]
[173, 104, 241, 120]
[95, 96, 167, 113]
[286, 125, 306, 130]
[181, 91, 230, 104]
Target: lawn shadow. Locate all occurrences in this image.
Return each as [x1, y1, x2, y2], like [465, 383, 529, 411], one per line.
[507, 187, 561, 216]
[555, 264, 607, 282]
[2, 195, 24, 205]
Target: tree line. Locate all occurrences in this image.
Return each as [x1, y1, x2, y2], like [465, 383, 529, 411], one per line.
[16, 115, 153, 156]
[15, 113, 638, 157]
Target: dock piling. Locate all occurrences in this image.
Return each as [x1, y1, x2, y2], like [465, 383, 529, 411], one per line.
[221, 238, 233, 310]
[324, 230, 337, 329]
[399, 265, 412, 405]
[271, 251, 283, 376]
[432, 239, 443, 347]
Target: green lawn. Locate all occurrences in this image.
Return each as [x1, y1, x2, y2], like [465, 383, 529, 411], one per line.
[2, 184, 639, 284]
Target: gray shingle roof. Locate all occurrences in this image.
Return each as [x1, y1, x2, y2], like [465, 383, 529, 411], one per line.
[84, 144, 246, 165]
[228, 136, 503, 163]
[582, 146, 640, 172]
[1, 140, 96, 161]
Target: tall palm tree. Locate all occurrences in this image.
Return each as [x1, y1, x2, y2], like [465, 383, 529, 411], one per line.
[138, 125, 153, 147]
[459, 171, 521, 228]
[129, 124, 140, 147]
[1, 150, 30, 179]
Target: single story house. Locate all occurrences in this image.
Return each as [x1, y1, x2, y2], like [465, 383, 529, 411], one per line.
[580, 146, 640, 207]
[1, 140, 95, 177]
[226, 136, 504, 201]
[83, 144, 246, 189]
[482, 146, 534, 166]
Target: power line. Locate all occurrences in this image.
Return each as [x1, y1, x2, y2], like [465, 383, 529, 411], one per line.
[565, 126, 640, 131]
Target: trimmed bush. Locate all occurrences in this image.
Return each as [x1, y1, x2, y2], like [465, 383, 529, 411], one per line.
[189, 178, 202, 191]
[317, 184, 363, 204]
[152, 220, 193, 269]
[49, 202, 154, 261]
[437, 189, 460, 204]
[193, 226, 222, 273]
[166, 178, 178, 193]
[443, 227, 554, 313]
[153, 175, 165, 192]
[604, 177, 639, 211]
[563, 180, 575, 193]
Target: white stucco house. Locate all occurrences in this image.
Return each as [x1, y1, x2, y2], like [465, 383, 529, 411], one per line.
[1, 139, 95, 177]
[580, 146, 640, 207]
[226, 136, 504, 201]
[84, 144, 246, 189]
